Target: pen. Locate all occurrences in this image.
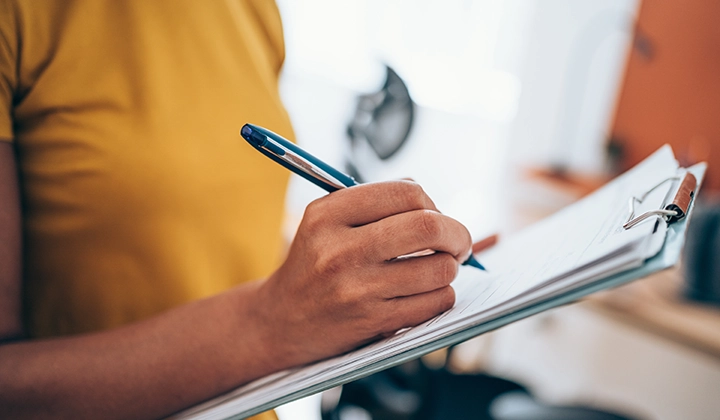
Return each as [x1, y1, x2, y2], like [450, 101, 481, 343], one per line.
[240, 123, 486, 271]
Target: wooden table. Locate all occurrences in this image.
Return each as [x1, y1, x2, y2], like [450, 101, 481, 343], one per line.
[588, 267, 720, 361]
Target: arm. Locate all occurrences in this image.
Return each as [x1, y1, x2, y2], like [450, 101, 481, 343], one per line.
[0, 142, 474, 419]
[0, 143, 293, 419]
[0, 142, 22, 340]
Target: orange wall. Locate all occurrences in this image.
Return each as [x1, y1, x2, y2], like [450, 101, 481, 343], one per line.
[610, 0, 720, 192]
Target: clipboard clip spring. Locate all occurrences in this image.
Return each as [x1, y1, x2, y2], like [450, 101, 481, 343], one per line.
[623, 172, 697, 230]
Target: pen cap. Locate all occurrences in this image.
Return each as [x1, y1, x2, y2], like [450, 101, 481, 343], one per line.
[241, 124, 287, 157]
[241, 125, 264, 147]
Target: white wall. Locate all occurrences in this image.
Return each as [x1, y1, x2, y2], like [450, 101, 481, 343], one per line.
[276, 0, 639, 238]
[508, 0, 639, 173]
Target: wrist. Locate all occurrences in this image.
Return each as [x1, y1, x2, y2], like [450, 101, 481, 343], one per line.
[226, 279, 295, 379]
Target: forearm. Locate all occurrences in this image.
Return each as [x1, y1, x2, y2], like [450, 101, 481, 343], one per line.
[0, 280, 282, 420]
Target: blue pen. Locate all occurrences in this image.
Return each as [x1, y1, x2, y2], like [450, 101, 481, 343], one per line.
[240, 123, 486, 271]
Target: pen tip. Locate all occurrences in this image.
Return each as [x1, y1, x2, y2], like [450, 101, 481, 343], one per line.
[464, 255, 486, 271]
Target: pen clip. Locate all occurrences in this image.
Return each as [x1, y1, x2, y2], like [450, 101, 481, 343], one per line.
[267, 140, 350, 191]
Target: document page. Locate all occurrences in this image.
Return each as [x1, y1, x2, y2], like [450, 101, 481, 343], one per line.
[175, 146, 681, 420]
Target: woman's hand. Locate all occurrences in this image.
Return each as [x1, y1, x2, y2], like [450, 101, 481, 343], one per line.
[248, 181, 475, 368]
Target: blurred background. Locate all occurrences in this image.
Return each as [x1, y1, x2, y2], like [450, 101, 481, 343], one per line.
[271, 1, 720, 419]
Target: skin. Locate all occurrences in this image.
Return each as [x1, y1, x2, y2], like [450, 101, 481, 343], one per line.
[0, 141, 494, 419]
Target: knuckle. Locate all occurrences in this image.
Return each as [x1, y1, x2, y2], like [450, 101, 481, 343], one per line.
[435, 254, 458, 284]
[334, 283, 357, 306]
[417, 210, 443, 241]
[302, 199, 326, 230]
[313, 248, 344, 278]
[333, 274, 377, 310]
[404, 180, 425, 196]
[401, 181, 428, 208]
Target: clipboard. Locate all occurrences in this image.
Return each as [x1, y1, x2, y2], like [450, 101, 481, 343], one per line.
[175, 151, 706, 420]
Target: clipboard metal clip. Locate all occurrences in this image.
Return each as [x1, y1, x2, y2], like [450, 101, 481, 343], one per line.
[624, 172, 697, 230]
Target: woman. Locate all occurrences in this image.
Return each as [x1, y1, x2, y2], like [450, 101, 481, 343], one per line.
[0, 1, 476, 418]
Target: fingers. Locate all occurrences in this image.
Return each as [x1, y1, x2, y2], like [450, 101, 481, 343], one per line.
[358, 209, 473, 263]
[378, 286, 456, 334]
[307, 181, 439, 227]
[472, 234, 498, 254]
[372, 253, 459, 298]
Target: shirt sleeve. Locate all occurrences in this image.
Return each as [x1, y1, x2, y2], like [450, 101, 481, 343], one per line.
[0, 0, 17, 142]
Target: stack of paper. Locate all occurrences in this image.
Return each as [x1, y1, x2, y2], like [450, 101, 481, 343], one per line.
[174, 146, 704, 420]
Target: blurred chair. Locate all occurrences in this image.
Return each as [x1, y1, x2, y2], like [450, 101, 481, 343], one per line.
[683, 202, 720, 306]
[489, 391, 631, 420]
[321, 358, 637, 420]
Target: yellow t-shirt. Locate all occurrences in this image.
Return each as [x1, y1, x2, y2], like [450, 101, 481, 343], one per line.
[1, 1, 291, 416]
